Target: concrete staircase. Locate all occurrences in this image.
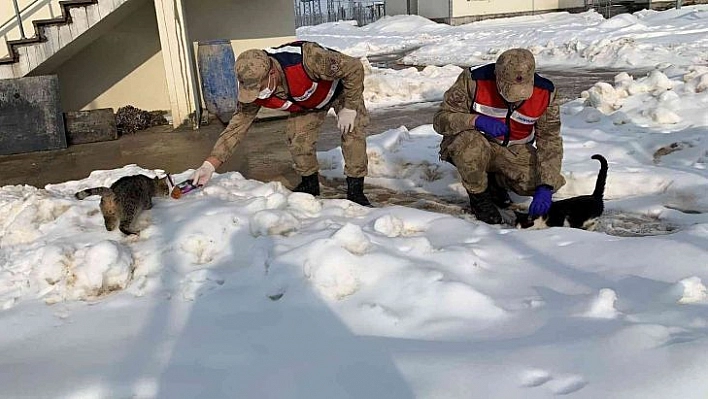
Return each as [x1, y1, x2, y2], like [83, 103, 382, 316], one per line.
[0, 0, 131, 80]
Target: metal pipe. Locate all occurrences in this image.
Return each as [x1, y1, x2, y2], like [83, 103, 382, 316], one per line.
[11, 0, 26, 39]
[174, 0, 202, 129]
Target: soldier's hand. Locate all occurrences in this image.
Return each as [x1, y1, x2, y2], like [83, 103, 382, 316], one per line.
[191, 160, 216, 187]
[529, 185, 553, 217]
[337, 108, 357, 134]
[474, 115, 508, 138]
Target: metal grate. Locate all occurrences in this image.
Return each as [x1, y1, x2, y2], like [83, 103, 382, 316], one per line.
[586, 0, 616, 18]
[295, 0, 386, 28]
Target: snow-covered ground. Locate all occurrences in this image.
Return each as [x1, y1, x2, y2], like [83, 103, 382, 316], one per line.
[299, 6, 708, 69]
[2, 6, 708, 399]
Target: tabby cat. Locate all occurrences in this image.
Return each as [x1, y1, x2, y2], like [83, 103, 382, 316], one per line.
[516, 154, 608, 230]
[75, 174, 170, 235]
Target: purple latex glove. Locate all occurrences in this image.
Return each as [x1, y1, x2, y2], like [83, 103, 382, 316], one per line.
[529, 185, 553, 217]
[474, 115, 508, 138]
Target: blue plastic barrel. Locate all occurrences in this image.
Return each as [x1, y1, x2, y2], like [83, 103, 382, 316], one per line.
[197, 39, 238, 124]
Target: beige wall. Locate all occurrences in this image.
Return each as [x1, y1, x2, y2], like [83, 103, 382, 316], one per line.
[451, 0, 586, 18]
[385, 0, 586, 20]
[48, 0, 170, 112]
[185, 0, 295, 43]
[185, 0, 296, 110]
[1, 0, 296, 58]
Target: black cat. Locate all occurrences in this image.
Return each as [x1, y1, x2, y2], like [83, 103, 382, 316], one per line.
[516, 154, 607, 230]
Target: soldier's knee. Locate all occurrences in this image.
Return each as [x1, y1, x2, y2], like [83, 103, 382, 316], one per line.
[451, 137, 490, 166]
[550, 175, 567, 192]
[343, 127, 367, 141]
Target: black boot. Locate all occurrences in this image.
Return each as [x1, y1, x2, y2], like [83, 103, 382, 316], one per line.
[487, 173, 512, 209]
[293, 173, 320, 196]
[468, 190, 502, 224]
[346, 176, 372, 207]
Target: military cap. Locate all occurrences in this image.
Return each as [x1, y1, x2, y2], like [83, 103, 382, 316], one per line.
[236, 49, 271, 103]
[495, 48, 536, 102]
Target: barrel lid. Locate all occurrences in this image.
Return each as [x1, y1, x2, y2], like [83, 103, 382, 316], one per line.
[198, 39, 232, 45]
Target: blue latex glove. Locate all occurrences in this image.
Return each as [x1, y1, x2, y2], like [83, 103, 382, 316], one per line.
[529, 185, 553, 217]
[474, 115, 508, 138]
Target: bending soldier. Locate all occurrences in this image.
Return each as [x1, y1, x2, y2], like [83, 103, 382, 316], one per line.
[192, 40, 372, 206]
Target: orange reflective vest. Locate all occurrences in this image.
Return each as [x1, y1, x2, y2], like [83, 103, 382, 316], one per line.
[470, 64, 554, 146]
[254, 41, 342, 112]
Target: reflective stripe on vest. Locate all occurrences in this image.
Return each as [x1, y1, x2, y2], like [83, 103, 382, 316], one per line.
[470, 64, 552, 145]
[254, 42, 341, 112]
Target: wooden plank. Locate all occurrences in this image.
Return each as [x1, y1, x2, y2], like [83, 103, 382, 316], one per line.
[86, 3, 101, 27]
[66, 15, 78, 41]
[97, 0, 115, 19]
[64, 108, 118, 145]
[46, 25, 61, 54]
[33, 42, 49, 67]
[0, 67, 13, 80]
[69, 7, 89, 37]
[23, 45, 38, 71]
[10, 47, 25, 77]
[56, 24, 70, 49]
[12, 60, 24, 79]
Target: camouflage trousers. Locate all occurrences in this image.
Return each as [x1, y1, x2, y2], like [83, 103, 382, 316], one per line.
[441, 130, 565, 196]
[286, 94, 370, 178]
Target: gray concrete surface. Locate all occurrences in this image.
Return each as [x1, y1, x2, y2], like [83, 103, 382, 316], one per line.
[0, 102, 438, 191]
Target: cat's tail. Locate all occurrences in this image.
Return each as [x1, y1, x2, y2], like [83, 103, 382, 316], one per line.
[591, 154, 608, 200]
[75, 187, 111, 200]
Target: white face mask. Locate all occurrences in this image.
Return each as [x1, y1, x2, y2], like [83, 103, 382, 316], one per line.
[257, 74, 274, 99]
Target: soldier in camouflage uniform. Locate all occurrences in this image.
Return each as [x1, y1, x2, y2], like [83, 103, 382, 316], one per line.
[191, 41, 372, 206]
[433, 48, 565, 224]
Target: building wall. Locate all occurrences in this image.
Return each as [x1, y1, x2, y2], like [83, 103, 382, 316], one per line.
[385, 0, 419, 15]
[419, 0, 451, 20]
[385, 0, 708, 21]
[50, 0, 169, 112]
[29, 0, 295, 114]
[184, 0, 297, 57]
[185, 0, 296, 113]
[449, 1, 708, 23]
[185, 0, 295, 43]
[451, 0, 585, 19]
[385, 0, 409, 16]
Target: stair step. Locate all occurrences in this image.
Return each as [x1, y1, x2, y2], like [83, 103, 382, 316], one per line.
[0, 0, 98, 65]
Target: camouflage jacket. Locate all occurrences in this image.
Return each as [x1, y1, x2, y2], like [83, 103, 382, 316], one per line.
[433, 68, 564, 189]
[209, 41, 365, 163]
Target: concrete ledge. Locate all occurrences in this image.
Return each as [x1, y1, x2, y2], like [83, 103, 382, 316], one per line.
[0, 75, 67, 155]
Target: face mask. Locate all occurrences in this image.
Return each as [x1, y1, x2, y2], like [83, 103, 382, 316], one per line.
[257, 74, 274, 99]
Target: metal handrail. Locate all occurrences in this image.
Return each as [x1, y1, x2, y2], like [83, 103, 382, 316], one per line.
[1, 0, 53, 40]
[11, 0, 26, 39]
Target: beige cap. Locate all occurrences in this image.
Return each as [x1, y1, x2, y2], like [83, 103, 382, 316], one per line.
[236, 49, 271, 103]
[495, 48, 536, 102]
